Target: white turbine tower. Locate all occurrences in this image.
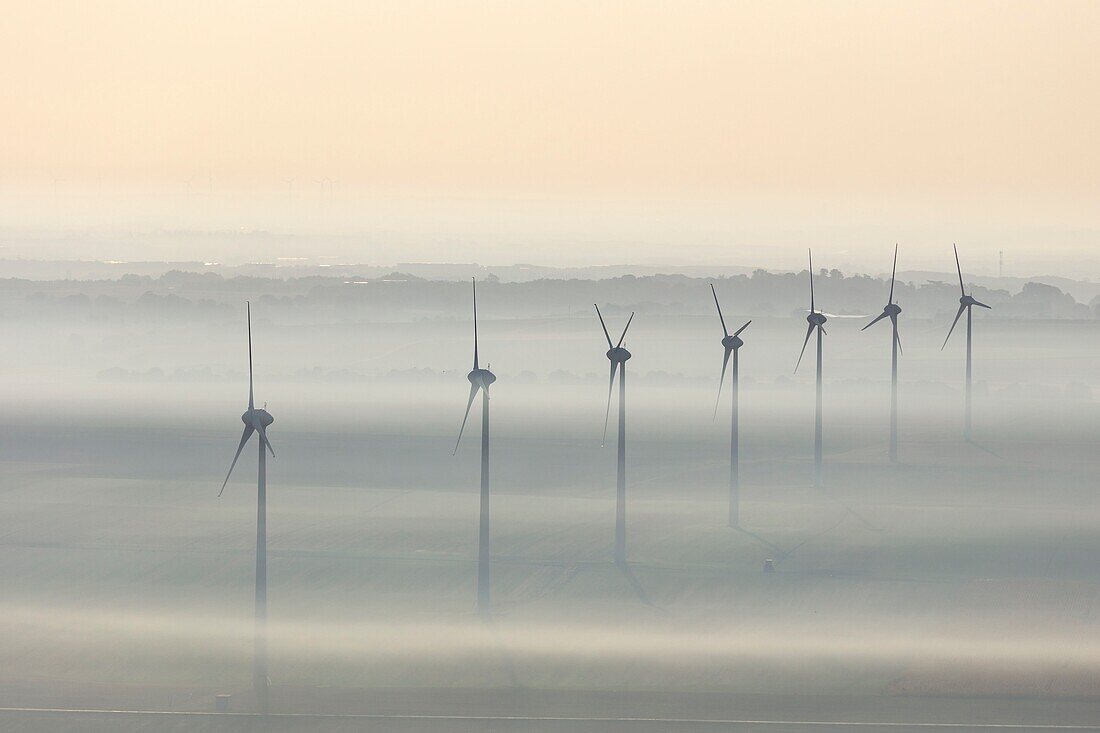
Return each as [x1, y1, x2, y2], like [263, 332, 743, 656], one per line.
[795, 251, 828, 488]
[862, 245, 904, 462]
[454, 279, 496, 614]
[942, 244, 992, 441]
[219, 302, 275, 713]
[710, 284, 751, 527]
[596, 305, 634, 564]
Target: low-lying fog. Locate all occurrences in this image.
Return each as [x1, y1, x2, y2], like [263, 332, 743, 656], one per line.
[0, 272, 1098, 725]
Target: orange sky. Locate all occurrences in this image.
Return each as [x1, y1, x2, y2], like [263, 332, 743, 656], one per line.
[1, 1, 1098, 269]
[3, 1, 1097, 192]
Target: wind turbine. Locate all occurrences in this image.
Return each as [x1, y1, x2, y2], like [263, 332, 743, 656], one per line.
[710, 284, 751, 527]
[218, 302, 275, 713]
[862, 245, 903, 462]
[596, 305, 634, 564]
[453, 279, 496, 614]
[795, 251, 828, 488]
[942, 244, 991, 441]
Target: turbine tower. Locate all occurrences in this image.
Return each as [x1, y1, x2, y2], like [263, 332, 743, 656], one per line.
[862, 245, 903, 462]
[219, 302, 275, 713]
[454, 279, 496, 614]
[942, 244, 991, 441]
[795, 251, 827, 488]
[710, 284, 750, 527]
[596, 305, 634, 564]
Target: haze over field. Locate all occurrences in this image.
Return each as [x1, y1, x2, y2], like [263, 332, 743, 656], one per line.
[0, 262, 1097, 731]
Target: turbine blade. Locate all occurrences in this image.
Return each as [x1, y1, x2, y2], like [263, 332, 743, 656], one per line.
[219, 425, 255, 497]
[794, 323, 814, 373]
[616, 312, 635, 348]
[602, 360, 618, 447]
[889, 243, 898, 305]
[954, 243, 965, 296]
[247, 302, 254, 411]
[256, 422, 275, 458]
[892, 315, 903, 355]
[820, 324, 827, 336]
[471, 278, 479, 370]
[973, 299, 992, 309]
[808, 249, 816, 313]
[941, 303, 966, 349]
[861, 311, 889, 331]
[710, 284, 728, 336]
[594, 304, 613, 349]
[453, 382, 481, 455]
[734, 320, 751, 337]
[714, 347, 732, 419]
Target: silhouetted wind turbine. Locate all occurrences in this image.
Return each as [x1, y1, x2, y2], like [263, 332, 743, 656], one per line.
[862, 244, 903, 462]
[596, 305, 634, 564]
[795, 251, 828, 488]
[942, 244, 991, 441]
[218, 302, 275, 713]
[454, 279, 496, 614]
[710, 284, 751, 527]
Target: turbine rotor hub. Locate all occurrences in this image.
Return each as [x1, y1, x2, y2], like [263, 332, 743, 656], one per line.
[606, 347, 631, 362]
[808, 312, 827, 326]
[885, 303, 902, 316]
[722, 335, 743, 349]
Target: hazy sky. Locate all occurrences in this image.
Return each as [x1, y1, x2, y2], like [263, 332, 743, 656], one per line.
[2, 1, 1098, 271]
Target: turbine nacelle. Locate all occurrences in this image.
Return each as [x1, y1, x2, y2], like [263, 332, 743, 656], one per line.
[721, 334, 743, 350]
[468, 367, 496, 389]
[606, 346, 632, 363]
[960, 294, 981, 307]
[242, 408, 274, 428]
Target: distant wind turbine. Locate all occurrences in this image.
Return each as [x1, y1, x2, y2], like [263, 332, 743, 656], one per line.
[795, 251, 828, 488]
[710, 284, 751, 527]
[596, 305, 634, 564]
[453, 279, 496, 614]
[218, 302, 275, 713]
[941, 244, 991, 441]
[862, 245, 903, 462]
